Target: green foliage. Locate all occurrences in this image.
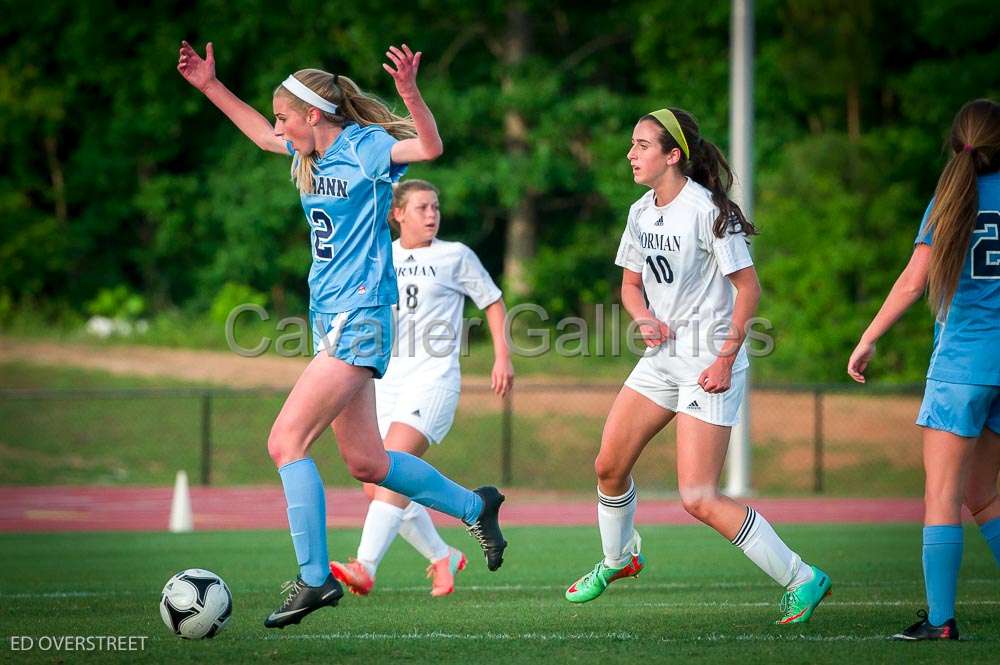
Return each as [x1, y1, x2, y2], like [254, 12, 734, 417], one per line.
[84, 286, 146, 320]
[2, 0, 998, 382]
[208, 282, 268, 325]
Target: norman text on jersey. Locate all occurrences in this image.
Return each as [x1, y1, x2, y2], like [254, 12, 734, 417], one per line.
[639, 233, 682, 252]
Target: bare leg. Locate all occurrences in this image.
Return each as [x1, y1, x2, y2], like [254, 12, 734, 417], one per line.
[267, 354, 376, 469]
[674, 414, 747, 539]
[923, 428, 977, 526]
[920, 426, 978, 626]
[676, 413, 815, 591]
[264, 353, 376, 614]
[593, 387, 674, 566]
[963, 428, 1000, 525]
[596, 387, 674, 494]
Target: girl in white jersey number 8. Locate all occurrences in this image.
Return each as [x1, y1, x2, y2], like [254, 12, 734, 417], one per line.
[330, 179, 514, 597]
[564, 108, 832, 625]
[178, 41, 508, 630]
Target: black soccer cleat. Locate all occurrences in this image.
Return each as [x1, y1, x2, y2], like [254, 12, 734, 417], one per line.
[464, 486, 507, 571]
[263, 574, 343, 629]
[891, 610, 959, 641]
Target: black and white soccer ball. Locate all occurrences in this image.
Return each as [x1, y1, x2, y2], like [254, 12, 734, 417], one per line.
[159, 568, 232, 639]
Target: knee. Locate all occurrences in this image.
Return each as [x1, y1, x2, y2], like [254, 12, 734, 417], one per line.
[680, 487, 719, 523]
[963, 485, 998, 516]
[267, 422, 306, 468]
[924, 483, 963, 508]
[346, 454, 389, 485]
[594, 453, 627, 488]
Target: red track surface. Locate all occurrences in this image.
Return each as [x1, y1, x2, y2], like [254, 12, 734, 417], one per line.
[0, 486, 929, 533]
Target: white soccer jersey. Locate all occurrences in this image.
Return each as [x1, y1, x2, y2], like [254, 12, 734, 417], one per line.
[615, 178, 754, 383]
[381, 238, 502, 387]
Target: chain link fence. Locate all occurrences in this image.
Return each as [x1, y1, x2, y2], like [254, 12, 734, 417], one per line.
[0, 383, 925, 496]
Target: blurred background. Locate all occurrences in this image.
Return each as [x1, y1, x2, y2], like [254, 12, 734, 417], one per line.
[2, 0, 999, 496]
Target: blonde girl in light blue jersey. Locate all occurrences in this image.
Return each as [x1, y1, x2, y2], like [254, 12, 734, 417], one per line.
[178, 40, 507, 630]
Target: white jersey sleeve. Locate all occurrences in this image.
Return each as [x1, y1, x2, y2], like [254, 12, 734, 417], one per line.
[615, 204, 645, 273]
[702, 211, 753, 275]
[455, 245, 502, 309]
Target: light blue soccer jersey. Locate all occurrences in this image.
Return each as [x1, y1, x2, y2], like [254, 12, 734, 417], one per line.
[915, 172, 1000, 385]
[288, 123, 407, 313]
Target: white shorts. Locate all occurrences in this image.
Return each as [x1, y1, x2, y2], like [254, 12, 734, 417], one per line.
[624, 359, 746, 427]
[374, 381, 461, 444]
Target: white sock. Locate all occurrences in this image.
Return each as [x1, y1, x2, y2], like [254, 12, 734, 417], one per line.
[398, 501, 450, 563]
[732, 506, 814, 589]
[598, 478, 639, 568]
[356, 500, 405, 576]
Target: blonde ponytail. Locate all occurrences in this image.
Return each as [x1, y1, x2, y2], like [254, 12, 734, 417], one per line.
[922, 99, 1000, 315]
[275, 69, 417, 194]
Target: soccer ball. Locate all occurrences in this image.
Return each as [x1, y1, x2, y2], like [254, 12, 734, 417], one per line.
[159, 568, 233, 639]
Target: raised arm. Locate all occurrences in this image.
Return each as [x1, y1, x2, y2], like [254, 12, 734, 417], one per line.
[384, 44, 443, 164]
[177, 41, 286, 155]
[847, 243, 931, 383]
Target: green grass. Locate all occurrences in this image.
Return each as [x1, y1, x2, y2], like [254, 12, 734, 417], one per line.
[1, 525, 997, 663]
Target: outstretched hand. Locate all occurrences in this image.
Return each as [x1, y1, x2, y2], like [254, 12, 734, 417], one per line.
[383, 44, 422, 99]
[177, 40, 216, 91]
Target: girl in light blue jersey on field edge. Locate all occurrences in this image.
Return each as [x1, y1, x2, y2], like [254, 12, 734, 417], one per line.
[178, 40, 507, 629]
[849, 99, 1000, 641]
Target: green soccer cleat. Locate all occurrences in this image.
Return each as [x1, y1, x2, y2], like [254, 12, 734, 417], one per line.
[565, 552, 646, 604]
[775, 565, 832, 624]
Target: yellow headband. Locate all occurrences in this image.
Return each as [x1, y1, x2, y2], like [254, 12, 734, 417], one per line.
[649, 109, 689, 159]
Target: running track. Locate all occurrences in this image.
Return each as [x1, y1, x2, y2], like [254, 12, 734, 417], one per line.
[0, 487, 931, 532]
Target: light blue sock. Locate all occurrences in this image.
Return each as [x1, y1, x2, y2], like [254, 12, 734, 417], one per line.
[380, 451, 483, 523]
[922, 525, 963, 626]
[278, 458, 329, 587]
[981, 517, 1000, 566]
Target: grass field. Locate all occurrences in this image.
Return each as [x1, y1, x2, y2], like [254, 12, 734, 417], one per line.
[2, 524, 997, 663]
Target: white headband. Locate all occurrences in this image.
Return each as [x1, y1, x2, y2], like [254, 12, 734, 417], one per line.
[281, 75, 339, 115]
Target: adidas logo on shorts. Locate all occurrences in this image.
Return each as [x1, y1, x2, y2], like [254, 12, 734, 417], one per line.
[411, 409, 421, 418]
[686, 400, 700, 410]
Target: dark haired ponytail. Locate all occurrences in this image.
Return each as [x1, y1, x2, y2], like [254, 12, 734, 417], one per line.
[644, 109, 758, 238]
[686, 135, 757, 238]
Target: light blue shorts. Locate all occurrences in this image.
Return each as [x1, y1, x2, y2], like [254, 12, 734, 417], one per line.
[310, 306, 393, 379]
[916, 379, 1000, 438]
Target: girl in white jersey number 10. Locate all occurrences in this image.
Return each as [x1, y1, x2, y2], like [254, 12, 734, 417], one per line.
[330, 179, 514, 597]
[564, 108, 832, 625]
[178, 42, 507, 630]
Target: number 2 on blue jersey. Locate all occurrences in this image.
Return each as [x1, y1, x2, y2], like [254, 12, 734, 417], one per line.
[310, 209, 335, 261]
[972, 211, 1000, 279]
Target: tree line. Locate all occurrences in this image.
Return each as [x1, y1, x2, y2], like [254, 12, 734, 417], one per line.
[2, 0, 998, 381]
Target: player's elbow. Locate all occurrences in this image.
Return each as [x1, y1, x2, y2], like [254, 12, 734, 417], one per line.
[893, 273, 926, 302]
[422, 140, 444, 160]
